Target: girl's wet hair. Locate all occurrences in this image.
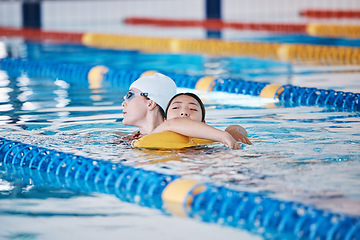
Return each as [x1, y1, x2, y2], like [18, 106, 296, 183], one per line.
[158, 105, 166, 119]
[165, 92, 206, 122]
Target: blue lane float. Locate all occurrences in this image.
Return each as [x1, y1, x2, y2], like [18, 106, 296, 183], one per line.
[186, 183, 360, 240]
[0, 57, 92, 85]
[276, 85, 360, 112]
[0, 137, 178, 209]
[211, 77, 269, 96]
[0, 137, 359, 239]
[102, 68, 143, 89]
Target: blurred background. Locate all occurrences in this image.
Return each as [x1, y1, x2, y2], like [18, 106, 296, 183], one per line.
[1, 0, 360, 38]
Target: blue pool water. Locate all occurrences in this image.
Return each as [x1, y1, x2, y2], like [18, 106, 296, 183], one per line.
[0, 40, 359, 239]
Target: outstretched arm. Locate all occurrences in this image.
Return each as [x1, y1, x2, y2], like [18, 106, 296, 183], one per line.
[151, 118, 241, 149]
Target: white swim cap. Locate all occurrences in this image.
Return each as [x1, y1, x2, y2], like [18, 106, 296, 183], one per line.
[130, 72, 177, 111]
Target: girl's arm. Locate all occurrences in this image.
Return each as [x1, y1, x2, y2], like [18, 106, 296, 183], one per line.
[151, 118, 242, 149]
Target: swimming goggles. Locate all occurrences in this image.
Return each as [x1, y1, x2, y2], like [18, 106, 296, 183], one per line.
[123, 91, 149, 100]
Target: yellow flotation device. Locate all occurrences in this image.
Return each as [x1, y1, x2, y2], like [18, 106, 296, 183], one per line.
[132, 131, 216, 150]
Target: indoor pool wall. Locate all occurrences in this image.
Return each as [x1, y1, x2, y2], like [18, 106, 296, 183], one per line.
[1, 1, 360, 240]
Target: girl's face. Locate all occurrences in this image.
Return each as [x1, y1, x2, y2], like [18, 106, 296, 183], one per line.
[121, 88, 149, 126]
[166, 95, 203, 122]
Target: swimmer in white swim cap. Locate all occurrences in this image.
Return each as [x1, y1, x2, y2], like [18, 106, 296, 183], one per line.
[121, 72, 177, 137]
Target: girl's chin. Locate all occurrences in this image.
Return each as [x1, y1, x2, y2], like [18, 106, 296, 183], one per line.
[122, 118, 134, 126]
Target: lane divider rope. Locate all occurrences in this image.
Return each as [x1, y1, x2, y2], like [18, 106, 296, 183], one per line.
[2, 27, 360, 65]
[0, 57, 359, 112]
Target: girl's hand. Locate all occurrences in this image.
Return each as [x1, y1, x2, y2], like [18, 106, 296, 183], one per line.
[225, 125, 252, 145]
[221, 132, 241, 150]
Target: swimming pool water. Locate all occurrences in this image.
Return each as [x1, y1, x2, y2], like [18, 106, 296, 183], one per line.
[0, 40, 359, 239]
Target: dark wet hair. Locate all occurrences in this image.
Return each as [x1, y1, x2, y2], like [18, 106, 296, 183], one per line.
[158, 105, 166, 119]
[142, 94, 166, 119]
[165, 92, 206, 122]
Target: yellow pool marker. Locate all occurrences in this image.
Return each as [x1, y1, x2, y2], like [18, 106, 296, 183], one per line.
[132, 131, 215, 150]
[162, 179, 206, 217]
[81, 33, 94, 46]
[140, 70, 158, 77]
[260, 84, 284, 99]
[276, 44, 293, 62]
[195, 76, 216, 91]
[88, 65, 109, 89]
[169, 39, 184, 53]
